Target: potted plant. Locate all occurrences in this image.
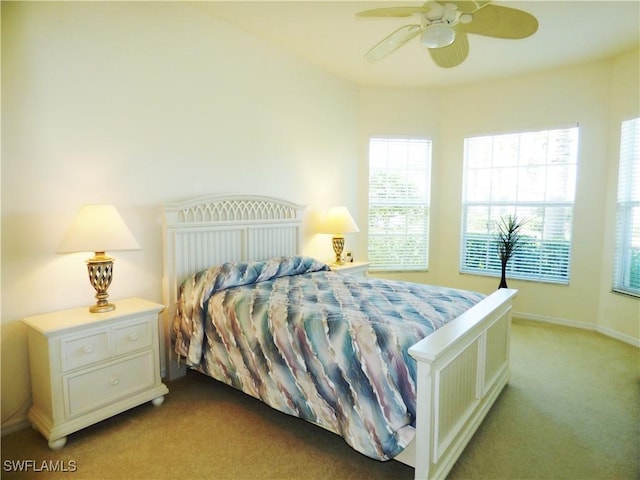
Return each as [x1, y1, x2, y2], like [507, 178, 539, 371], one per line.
[495, 215, 527, 289]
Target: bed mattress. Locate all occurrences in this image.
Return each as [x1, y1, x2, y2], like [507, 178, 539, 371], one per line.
[172, 256, 485, 460]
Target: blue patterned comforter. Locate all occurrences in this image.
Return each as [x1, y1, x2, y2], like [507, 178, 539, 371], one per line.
[172, 256, 485, 460]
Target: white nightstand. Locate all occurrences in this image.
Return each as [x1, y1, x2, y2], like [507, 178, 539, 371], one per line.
[330, 261, 370, 277]
[22, 298, 169, 450]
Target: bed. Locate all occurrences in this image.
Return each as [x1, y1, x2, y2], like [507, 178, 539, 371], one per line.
[161, 194, 517, 480]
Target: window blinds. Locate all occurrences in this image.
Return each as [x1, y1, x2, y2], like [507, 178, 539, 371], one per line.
[368, 137, 432, 271]
[613, 117, 640, 296]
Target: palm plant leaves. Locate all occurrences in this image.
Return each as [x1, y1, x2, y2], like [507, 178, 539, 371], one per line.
[496, 215, 527, 262]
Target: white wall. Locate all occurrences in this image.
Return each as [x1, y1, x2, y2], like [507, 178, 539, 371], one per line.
[1, 2, 359, 431]
[359, 53, 640, 344]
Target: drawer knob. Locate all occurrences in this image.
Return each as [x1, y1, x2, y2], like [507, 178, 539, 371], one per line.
[83, 345, 94, 354]
[130, 333, 139, 341]
[110, 377, 120, 386]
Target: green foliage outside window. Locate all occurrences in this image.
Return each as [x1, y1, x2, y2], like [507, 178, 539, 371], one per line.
[630, 248, 640, 289]
[368, 204, 429, 269]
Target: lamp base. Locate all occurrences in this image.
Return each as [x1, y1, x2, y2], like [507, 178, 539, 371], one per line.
[332, 235, 345, 265]
[89, 302, 116, 313]
[87, 252, 116, 314]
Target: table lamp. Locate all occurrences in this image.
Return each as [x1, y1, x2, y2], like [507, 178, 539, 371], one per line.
[321, 206, 360, 265]
[57, 204, 141, 313]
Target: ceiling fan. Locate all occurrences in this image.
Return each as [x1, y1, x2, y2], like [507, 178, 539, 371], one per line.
[357, 1, 538, 68]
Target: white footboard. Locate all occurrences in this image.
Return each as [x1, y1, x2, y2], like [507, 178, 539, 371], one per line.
[396, 288, 517, 480]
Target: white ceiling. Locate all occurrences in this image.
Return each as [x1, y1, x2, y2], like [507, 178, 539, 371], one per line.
[196, 1, 640, 88]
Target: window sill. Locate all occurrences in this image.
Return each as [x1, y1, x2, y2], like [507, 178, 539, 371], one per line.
[611, 288, 640, 299]
[459, 269, 570, 286]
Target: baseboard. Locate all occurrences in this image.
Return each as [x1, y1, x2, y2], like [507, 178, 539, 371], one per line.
[594, 324, 640, 347]
[513, 311, 640, 348]
[1, 417, 30, 436]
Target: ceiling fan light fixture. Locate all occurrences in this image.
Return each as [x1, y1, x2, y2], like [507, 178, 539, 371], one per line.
[420, 24, 455, 48]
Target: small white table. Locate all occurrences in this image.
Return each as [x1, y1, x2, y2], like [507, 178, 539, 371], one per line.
[330, 261, 370, 277]
[22, 298, 169, 449]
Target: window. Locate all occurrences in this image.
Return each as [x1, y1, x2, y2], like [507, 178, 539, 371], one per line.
[368, 137, 432, 271]
[460, 126, 579, 284]
[613, 117, 640, 296]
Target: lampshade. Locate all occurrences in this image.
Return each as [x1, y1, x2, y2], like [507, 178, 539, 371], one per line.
[57, 204, 140, 254]
[320, 207, 360, 235]
[421, 24, 456, 48]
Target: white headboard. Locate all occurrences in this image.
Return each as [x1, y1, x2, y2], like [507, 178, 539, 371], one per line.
[161, 194, 305, 379]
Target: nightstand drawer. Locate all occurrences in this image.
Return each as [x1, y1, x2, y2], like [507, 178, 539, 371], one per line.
[65, 351, 155, 417]
[113, 318, 152, 356]
[62, 330, 110, 371]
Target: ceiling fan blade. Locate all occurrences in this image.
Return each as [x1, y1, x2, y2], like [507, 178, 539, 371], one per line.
[434, 1, 491, 14]
[364, 24, 423, 62]
[357, 6, 429, 18]
[462, 4, 538, 39]
[429, 24, 469, 68]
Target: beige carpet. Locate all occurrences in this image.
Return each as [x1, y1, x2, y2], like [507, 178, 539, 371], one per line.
[2, 319, 638, 479]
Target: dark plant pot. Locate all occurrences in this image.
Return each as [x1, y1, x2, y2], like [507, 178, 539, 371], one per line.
[499, 261, 508, 289]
